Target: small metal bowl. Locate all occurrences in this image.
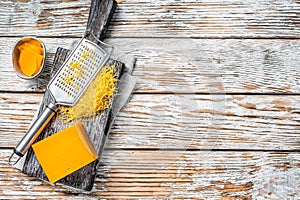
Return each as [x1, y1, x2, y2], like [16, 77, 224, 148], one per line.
[12, 37, 46, 80]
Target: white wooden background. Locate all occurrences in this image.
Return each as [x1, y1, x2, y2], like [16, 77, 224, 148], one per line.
[0, 0, 300, 199]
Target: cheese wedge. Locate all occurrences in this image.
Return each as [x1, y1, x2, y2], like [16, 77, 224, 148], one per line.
[32, 123, 98, 184]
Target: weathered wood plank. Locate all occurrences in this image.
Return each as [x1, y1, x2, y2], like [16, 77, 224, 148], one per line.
[1, 93, 300, 150]
[1, 149, 299, 199]
[107, 38, 300, 94]
[0, 0, 300, 38]
[1, 38, 299, 93]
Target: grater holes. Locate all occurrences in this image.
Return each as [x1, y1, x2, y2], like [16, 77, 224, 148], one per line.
[50, 39, 109, 103]
[54, 74, 82, 98]
[76, 79, 86, 89]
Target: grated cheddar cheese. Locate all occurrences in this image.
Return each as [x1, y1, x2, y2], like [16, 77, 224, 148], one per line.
[58, 62, 118, 124]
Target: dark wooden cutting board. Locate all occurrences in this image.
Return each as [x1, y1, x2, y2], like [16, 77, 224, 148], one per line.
[22, 0, 122, 191]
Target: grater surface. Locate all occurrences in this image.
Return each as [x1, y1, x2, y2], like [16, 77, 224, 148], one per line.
[48, 38, 112, 106]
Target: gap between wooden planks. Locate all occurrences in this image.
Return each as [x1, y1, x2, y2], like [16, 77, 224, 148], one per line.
[0, 149, 299, 199]
[0, 38, 299, 94]
[1, 93, 300, 151]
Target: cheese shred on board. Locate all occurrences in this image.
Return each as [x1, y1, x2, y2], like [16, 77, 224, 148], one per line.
[59, 63, 118, 124]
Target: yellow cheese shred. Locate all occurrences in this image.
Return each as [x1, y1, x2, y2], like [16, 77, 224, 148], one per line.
[58, 63, 118, 124]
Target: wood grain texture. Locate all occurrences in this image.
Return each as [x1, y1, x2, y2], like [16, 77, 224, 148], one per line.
[1, 0, 299, 198]
[2, 93, 300, 150]
[1, 149, 300, 199]
[107, 38, 300, 94]
[0, 0, 300, 38]
[1, 38, 299, 93]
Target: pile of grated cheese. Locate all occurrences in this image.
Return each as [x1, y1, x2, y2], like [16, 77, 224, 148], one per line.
[58, 63, 118, 124]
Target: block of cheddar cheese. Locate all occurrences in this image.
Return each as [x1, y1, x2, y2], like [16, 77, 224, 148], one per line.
[32, 123, 98, 184]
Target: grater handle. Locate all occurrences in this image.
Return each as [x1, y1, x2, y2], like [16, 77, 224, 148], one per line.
[86, 0, 117, 42]
[13, 103, 58, 157]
